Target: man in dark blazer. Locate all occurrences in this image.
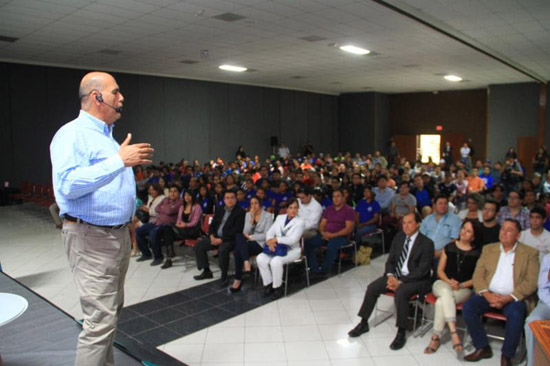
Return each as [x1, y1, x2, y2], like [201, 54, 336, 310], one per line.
[193, 190, 245, 286]
[349, 212, 434, 350]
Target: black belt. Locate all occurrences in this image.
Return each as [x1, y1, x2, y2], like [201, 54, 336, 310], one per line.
[64, 214, 130, 230]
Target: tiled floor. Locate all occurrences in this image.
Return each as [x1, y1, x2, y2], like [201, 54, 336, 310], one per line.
[0, 203, 506, 366]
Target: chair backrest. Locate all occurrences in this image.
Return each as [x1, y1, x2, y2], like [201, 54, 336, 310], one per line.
[202, 214, 214, 235]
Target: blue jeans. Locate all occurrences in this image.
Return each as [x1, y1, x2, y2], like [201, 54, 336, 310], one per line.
[304, 234, 349, 273]
[462, 294, 526, 358]
[136, 223, 169, 259]
[355, 224, 377, 243]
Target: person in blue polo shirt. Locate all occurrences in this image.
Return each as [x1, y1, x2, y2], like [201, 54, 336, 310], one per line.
[355, 186, 381, 243]
[420, 194, 462, 261]
[412, 175, 434, 218]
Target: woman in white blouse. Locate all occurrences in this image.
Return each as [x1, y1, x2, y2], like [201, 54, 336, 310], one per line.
[257, 198, 305, 298]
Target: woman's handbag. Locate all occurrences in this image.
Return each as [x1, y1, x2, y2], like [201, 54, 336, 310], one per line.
[263, 243, 289, 256]
[135, 209, 149, 224]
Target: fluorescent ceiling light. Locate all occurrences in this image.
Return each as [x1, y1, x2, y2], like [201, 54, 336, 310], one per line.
[444, 74, 462, 82]
[219, 64, 247, 72]
[339, 45, 370, 55]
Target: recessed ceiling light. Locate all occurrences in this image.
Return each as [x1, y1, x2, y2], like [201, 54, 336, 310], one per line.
[444, 74, 462, 82]
[219, 64, 247, 72]
[339, 45, 370, 55]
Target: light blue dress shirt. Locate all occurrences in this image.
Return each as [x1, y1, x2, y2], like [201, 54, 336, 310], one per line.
[50, 110, 136, 225]
[373, 187, 395, 210]
[420, 211, 462, 251]
[538, 254, 550, 307]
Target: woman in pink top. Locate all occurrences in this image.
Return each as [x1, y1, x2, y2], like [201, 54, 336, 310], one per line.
[162, 190, 203, 269]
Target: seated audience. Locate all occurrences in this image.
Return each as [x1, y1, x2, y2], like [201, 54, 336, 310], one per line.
[236, 188, 250, 210]
[524, 253, 550, 366]
[297, 186, 323, 239]
[355, 185, 381, 243]
[256, 187, 274, 213]
[424, 220, 482, 355]
[386, 181, 416, 229]
[136, 185, 182, 265]
[412, 175, 433, 217]
[520, 206, 550, 259]
[466, 168, 485, 194]
[161, 190, 202, 269]
[197, 184, 213, 214]
[193, 190, 245, 286]
[497, 190, 530, 230]
[348, 173, 365, 205]
[348, 212, 434, 350]
[437, 174, 457, 203]
[304, 189, 355, 277]
[480, 200, 501, 246]
[523, 189, 537, 211]
[257, 198, 305, 298]
[420, 194, 462, 259]
[373, 175, 394, 215]
[458, 193, 483, 222]
[479, 166, 494, 190]
[462, 219, 539, 365]
[230, 196, 273, 292]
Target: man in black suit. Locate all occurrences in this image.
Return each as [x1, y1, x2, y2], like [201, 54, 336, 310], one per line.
[349, 212, 434, 350]
[193, 190, 245, 286]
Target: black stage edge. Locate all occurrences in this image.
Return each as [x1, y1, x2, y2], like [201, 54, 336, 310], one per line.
[0, 272, 184, 366]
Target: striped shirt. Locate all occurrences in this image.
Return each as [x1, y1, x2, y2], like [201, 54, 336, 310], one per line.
[50, 110, 135, 225]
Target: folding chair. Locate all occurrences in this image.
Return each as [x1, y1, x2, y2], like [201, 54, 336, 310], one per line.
[337, 240, 357, 276]
[359, 215, 385, 254]
[373, 291, 420, 332]
[282, 238, 310, 296]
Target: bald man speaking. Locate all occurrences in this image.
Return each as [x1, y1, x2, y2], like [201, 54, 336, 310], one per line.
[50, 72, 153, 366]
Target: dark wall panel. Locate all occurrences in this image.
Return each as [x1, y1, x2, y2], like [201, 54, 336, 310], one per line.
[1, 62, 339, 186]
[10, 65, 49, 184]
[0, 63, 14, 186]
[338, 92, 375, 155]
[389, 89, 487, 161]
[374, 93, 390, 154]
[487, 82, 539, 162]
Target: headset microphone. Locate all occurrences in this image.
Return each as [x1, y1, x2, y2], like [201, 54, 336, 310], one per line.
[96, 93, 123, 113]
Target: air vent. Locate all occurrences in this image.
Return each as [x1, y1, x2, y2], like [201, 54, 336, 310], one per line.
[212, 12, 246, 22]
[179, 60, 198, 64]
[291, 76, 306, 79]
[402, 64, 419, 68]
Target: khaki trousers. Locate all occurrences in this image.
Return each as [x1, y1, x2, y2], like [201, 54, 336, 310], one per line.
[62, 222, 131, 366]
[432, 279, 472, 335]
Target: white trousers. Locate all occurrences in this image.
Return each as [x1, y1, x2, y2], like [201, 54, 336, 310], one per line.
[257, 247, 301, 288]
[432, 279, 472, 335]
[63, 222, 130, 366]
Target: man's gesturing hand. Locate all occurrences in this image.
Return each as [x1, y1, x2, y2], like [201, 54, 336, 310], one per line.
[118, 133, 154, 167]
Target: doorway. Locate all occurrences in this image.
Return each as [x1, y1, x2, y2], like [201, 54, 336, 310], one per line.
[418, 134, 441, 164]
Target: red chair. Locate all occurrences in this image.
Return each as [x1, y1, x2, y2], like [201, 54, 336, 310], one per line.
[373, 291, 420, 332]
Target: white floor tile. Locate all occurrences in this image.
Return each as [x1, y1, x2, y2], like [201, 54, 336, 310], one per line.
[284, 341, 329, 361]
[201, 343, 244, 363]
[372, 355, 420, 366]
[244, 342, 286, 362]
[281, 325, 322, 342]
[206, 326, 245, 343]
[244, 326, 283, 343]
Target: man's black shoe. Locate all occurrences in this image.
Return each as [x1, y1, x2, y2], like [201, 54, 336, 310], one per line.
[389, 330, 406, 350]
[136, 255, 152, 262]
[348, 321, 369, 338]
[161, 259, 173, 269]
[194, 270, 213, 280]
[150, 258, 164, 266]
